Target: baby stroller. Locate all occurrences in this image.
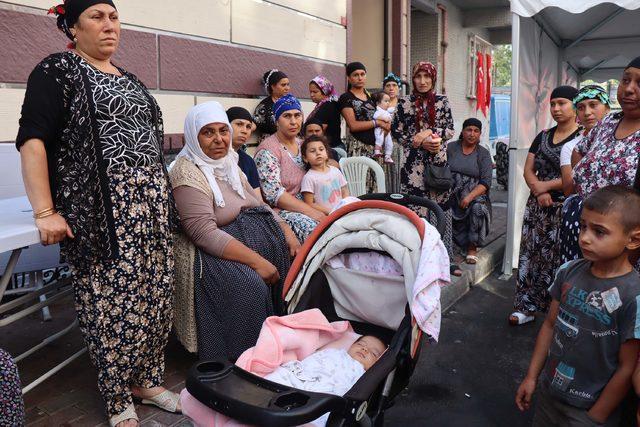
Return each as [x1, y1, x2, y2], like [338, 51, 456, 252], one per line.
[186, 194, 447, 426]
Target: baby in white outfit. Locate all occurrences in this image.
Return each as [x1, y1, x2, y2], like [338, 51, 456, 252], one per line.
[371, 92, 394, 164]
[264, 335, 386, 426]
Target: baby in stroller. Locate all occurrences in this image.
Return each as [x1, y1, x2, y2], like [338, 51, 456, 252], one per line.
[264, 335, 386, 426]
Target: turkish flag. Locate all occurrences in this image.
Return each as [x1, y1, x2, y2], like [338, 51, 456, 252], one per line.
[476, 51, 486, 116]
[485, 52, 492, 117]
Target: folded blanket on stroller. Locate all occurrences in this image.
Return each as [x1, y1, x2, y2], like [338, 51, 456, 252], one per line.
[181, 309, 359, 427]
[411, 219, 450, 342]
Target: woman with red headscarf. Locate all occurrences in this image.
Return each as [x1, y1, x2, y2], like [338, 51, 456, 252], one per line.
[392, 61, 458, 275]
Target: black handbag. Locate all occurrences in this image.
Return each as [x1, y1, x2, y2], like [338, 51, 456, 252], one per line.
[424, 163, 453, 192]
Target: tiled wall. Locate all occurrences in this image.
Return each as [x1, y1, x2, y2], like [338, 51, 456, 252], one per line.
[0, 1, 348, 141]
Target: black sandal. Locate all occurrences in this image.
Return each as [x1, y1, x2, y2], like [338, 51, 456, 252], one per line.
[450, 264, 463, 277]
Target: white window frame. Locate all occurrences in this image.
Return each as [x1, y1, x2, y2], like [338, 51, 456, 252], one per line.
[467, 34, 493, 99]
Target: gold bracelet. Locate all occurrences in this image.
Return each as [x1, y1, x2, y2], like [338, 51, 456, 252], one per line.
[34, 208, 56, 219]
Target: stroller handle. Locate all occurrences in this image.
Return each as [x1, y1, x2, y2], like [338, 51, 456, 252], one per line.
[358, 193, 446, 237]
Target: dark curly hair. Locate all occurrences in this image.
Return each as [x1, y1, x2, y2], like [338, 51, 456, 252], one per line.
[370, 90, 390, 106]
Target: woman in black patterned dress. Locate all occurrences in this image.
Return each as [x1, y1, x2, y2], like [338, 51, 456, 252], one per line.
[17, 1, 179, 425]
[253, 69, 290, 143]
[338, 62, 392, 192]
[392, 61, 458, 275]
[510, 86, 580, 326]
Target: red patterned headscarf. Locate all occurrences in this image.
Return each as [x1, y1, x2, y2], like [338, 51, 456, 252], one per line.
[411, 61, 437, 131]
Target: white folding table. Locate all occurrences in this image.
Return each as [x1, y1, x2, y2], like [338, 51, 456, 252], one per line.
[0, 196, 86, 394]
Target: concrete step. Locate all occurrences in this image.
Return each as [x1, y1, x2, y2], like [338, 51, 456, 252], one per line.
[441, 235, 506, 311]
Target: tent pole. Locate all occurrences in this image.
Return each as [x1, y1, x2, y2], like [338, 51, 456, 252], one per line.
[500, 11, 520, 279]
[564, 8, 625, 49]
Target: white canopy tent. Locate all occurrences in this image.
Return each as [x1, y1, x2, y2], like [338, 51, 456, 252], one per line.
[502, 0, 640, 275]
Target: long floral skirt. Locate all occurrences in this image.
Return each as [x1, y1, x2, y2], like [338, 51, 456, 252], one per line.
[0, 348, 24, 426]
[452, 201, 491, 248]
[70, 165, 174, 418]
[429, 208, 454, 260]
[384, 140, 403, 194]
[514, 194, 563, 313]
[194, 207, 290, 361]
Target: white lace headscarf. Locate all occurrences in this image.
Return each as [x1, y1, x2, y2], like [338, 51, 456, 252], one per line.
[177, 101, 245, 207]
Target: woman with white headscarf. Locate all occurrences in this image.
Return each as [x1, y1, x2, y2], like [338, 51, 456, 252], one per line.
[170, 101, 299, 361]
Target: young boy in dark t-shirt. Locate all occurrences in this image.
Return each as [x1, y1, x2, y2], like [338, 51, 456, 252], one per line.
[516, 185, 640, 426]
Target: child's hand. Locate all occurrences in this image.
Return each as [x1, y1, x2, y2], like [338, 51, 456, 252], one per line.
[515, 377, 536, 411]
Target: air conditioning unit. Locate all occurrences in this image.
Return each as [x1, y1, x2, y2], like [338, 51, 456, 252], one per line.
[412, 0, 438, 14]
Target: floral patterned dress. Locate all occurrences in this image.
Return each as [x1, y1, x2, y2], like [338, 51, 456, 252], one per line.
[574, 112, 640, 198]
[391, 93, 455, 256]
[254, 136, 318, 242]
[16, 52, 176, 418]
[0, 349, 24, 426]
[514, 127, 580, 314]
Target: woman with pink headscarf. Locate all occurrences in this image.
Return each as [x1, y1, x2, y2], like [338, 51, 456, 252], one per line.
[307, 75, 343, 150]
[392, 61, 458, 276]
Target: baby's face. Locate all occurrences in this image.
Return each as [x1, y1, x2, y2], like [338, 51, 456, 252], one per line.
[379, 94, 391, 110]
[348, 336, 386, 370]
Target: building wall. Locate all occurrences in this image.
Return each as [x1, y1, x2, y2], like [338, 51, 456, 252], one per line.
[0, 1, 348, 144]
[351, 0, 385, 88]
[410, 1, 492, 148]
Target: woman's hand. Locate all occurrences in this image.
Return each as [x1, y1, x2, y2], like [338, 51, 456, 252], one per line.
[515, 376, 536, 411]
[376, 119, 391, 132]
[254, 257, 280, 285]
[422, 135, 442, 154]
[306, 208, 327, 223]
[536, 193, 553, 207]
[283, 227, 301, 258]
[412, 129, 433, 148]
[530, 180, 548, 197]
[459, 195, 473, 209]
[35, 213, 74, 246]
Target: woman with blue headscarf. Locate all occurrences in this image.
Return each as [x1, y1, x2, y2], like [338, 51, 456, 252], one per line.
[255, 94, 324, 242]
[170, 101, 296, 361]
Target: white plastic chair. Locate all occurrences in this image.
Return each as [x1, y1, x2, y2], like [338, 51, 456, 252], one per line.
[339, 156, 386, 197]
[333, 146, 347, 160]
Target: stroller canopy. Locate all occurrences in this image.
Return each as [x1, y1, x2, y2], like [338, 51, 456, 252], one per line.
[284, 200, 427, 331]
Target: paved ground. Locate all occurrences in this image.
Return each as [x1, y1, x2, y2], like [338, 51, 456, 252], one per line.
[385, 273, 538, 427]
[3, 274, 538, 427]
[0, 298, 196, 426]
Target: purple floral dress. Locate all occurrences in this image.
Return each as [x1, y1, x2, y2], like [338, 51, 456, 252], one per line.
[574, 111, 640, 198]
[0, 348, 24, 426]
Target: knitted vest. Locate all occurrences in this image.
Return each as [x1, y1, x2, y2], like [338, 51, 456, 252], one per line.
[255, 134, 305, 196]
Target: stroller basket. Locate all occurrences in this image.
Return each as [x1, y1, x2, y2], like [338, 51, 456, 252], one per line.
[186, 360, 348, 426]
